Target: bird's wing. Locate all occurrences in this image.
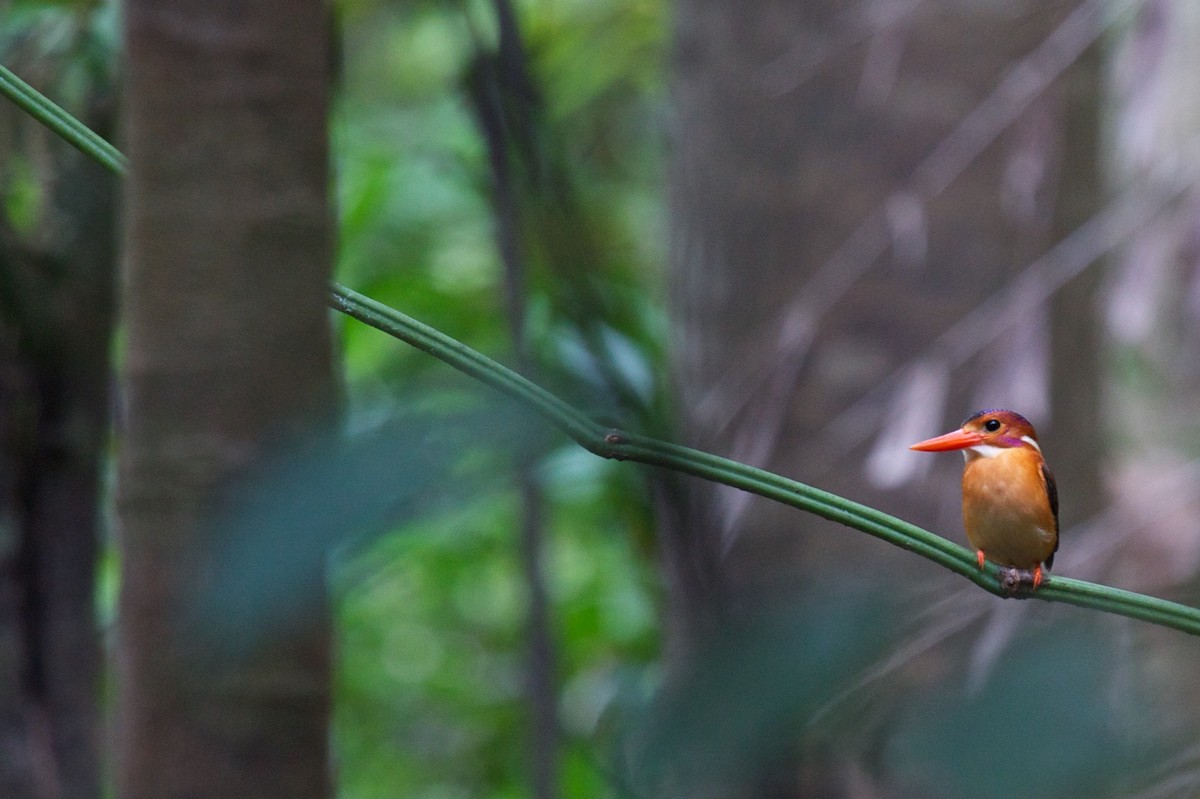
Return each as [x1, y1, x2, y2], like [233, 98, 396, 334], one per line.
[1041, 461, 1059, 569]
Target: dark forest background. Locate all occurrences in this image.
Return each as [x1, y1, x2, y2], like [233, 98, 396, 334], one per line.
[2, 0, 1199, 797]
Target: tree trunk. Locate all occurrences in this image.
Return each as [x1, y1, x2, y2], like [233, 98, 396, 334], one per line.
[117, 2, 337, 797]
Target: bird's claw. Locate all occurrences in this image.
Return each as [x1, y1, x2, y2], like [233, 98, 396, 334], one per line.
[996, 565, 1046, 595]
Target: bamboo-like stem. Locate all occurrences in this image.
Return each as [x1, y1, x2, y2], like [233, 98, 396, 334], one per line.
[6, 61, 1200, 638]
[328, 286, 1200, 637]
[0, 64, 127, 175]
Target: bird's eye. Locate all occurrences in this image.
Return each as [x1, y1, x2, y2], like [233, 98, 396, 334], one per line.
[984, 419, 1002, 432]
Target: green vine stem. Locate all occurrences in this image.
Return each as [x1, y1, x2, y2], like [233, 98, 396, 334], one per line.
[0, 64, 127, 175]
[329, 285, 1200, 635]
[6, 62, 1200, 637]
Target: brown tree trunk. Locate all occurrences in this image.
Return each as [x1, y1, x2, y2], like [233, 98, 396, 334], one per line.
[117, 2, 337, 797]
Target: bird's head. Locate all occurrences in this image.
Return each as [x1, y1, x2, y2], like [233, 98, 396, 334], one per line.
[909, 409, 1041, 460]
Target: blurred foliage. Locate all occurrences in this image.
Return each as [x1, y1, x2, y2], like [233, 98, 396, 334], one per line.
[883, 616, 1161, 799]
[334, 0, 666, 387]
[331, 0, 668, 796]
[13, 2, 1193, 799]
[0, 0, 116, 265]
[3, 0, 669, 795]
[626, 582, 899, 794]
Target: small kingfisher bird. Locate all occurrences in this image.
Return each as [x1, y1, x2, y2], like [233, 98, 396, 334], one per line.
[909, 409, 1059, 589]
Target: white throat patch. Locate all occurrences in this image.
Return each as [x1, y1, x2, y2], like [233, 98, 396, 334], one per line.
[963, 437, 1040, 461]
[964, 444, 1006, 461]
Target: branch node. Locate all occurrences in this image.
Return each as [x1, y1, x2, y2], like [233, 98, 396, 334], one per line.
[602, 429, 627, 459]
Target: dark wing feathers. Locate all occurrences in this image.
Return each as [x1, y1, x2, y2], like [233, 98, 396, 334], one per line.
[1041, 462, 1059, 570]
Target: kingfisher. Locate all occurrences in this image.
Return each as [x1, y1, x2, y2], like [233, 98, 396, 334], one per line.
[909, 409, 1058, 589]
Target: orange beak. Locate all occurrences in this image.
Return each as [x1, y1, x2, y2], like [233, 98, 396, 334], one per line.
[909, 428, 984, 452]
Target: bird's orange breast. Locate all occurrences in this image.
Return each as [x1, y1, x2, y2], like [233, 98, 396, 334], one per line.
[960, 447, 1057, 569]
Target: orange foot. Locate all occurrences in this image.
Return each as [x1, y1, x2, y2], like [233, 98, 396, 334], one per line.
[976, 549, 986, 570]
[1032, 565, 1044, 590]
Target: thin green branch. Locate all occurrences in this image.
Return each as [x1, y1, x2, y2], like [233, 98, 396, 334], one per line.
[6, 62, 1200, 638]
[0, 64, 127, 176]
[331, 284, 1200, 635]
